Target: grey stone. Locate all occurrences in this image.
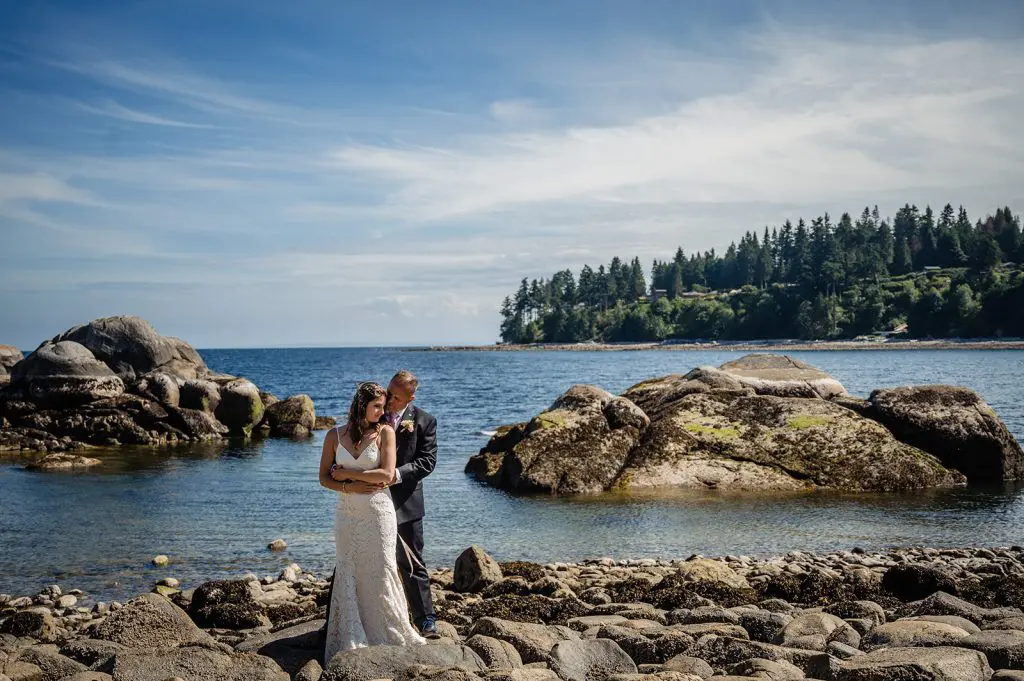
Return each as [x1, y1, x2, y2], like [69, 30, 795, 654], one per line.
[466, 635, 523, 671]
[455, 547, 504, 594]
[834, 646, 992, 681]
[548, 639, 637, 681]
[321, 644, 486, 681]
[93, 593, 215, 649]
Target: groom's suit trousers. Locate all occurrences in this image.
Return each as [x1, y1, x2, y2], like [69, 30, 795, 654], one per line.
[396, 518, 434, 625]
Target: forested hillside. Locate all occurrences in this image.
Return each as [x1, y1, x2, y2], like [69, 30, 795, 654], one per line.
[499, 204, 1024, 343]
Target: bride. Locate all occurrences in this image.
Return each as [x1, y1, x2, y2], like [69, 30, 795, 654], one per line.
[318, 381, 426, 662]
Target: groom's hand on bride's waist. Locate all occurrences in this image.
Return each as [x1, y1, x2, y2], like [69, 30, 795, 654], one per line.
[344, 480, 387, 494]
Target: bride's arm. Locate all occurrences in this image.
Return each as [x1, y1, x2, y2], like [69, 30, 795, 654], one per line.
[342, 426, 396, 485]
[318, 429, 350, 493]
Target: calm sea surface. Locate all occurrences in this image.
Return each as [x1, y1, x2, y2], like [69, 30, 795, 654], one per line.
[2, 348, 1023, 601]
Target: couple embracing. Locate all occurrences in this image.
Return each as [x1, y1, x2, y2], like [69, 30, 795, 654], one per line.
[317, 370, 439, 663]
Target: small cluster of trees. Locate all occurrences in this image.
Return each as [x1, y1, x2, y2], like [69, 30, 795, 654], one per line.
[499, 204, 1024, 343]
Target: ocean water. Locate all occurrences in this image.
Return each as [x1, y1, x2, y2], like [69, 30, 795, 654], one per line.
[1, 348, 1023, 601]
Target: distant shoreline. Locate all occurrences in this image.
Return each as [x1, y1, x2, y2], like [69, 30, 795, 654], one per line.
[421, 338, 1024, 352]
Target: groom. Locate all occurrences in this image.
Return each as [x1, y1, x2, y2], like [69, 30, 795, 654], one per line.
[322, 370, 439, 638]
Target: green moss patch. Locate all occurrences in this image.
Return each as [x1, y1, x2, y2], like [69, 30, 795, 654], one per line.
[683, 423, 739, 439]
[787, 415, 831, 429]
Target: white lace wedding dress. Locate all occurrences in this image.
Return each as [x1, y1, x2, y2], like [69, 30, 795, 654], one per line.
[324, 428, 426, 663]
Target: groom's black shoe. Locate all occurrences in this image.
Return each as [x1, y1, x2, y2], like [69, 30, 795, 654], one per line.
[419, 615, 440, 639]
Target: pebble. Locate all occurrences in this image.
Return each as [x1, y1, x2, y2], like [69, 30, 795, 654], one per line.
[56, 595, 77, 608]
[152, 555, 169, 566]
[157, 577, 180, 588]
[267, 538, 288, 552]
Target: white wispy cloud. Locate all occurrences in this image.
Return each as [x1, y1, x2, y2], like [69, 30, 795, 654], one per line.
[3, 16, 1024, 347]
[73, 98, 215, 128]
[327, 36, 1024, 225]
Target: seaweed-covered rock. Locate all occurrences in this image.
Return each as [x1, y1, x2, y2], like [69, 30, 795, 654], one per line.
[870, 385, 1024, 482]
[465, 386, 644, 495]
[264, 395, 316, 438]
[467, 354, 974, 496]
[618, 392, 963, 492]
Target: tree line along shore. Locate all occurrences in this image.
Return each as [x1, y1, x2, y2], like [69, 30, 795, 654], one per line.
[497, 203, 1024, 345]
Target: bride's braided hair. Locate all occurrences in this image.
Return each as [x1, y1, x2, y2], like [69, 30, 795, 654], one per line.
[346, 381, 386, 445]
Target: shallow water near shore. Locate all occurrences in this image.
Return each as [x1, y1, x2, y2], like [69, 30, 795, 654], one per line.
[2, 348, 1023, 602]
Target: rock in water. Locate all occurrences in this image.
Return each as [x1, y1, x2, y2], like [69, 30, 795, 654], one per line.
[718, 353, 849, 399]
[265, 395, 316, 438]
[25, 453, 102, 471]
[467, 355, 980, 495]
[10, 341, 124, 406]
[215, 378, 265, 437]
[869, 385, 1024, 482]
[465, 385, 644, 495]
[48, 315, 209, 381]
[0, 344, 23, 385]
[619, 392, 963, 492]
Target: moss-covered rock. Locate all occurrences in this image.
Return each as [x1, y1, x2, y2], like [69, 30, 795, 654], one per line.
[215, 378, 265, 437]
[465, 355, 987, 497]
[264, 394, 316, 438]
[620, 392, 963, 492]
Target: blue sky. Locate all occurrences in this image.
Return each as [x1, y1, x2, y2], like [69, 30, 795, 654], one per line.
[2, 0, 1023, 348]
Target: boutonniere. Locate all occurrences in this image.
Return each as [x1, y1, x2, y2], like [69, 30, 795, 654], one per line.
[399, 419, 415, 433]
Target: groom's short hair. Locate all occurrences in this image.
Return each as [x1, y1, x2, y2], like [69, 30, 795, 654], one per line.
[391, 370, 418, 389]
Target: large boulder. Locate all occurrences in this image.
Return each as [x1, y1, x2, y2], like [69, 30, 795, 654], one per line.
[465, 386, 644, 495]
[0, 344, 22, 370]
[265, 395, 316, 438]
[109, 645, 289, 681]
[0, 344, 22, 385]
[617, 392, 964, 492]
[320, 644, 487, 681]
[869, 385, 1024, 482]
[834, 646, 992, 681]
[468, 355, 971, 496]
[547, 639, 637, 681]
[48, 315, 208, 381]
[468, 618, 581, 664]
[454, 546, 504, 593]
[718, 354, 848, 399]
[10, 341, 125, 406]
[93, 593, 217, 649]
[215, 378, 265, 437]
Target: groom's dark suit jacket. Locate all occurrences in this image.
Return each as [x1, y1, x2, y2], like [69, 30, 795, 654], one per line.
[391, 404, 437, 525]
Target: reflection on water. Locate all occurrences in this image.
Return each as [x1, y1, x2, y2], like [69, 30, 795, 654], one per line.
[1, 347, 1023, 601]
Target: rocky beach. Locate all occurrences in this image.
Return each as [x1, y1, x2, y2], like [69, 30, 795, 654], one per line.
[3, 544, 1024, 680]
[4, 317, 1024, 679]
